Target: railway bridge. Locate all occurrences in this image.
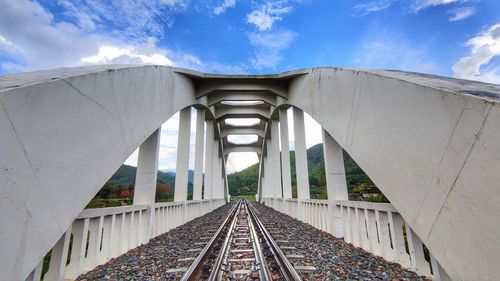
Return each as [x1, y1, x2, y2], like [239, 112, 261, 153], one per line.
[1, 65, 499, 281]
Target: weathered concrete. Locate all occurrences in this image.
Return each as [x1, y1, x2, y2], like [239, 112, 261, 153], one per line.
[279, 108, 292, 199]
[293, 107, 310, 200]
[281, 68, 500, 281]
[134, 129, 161, 205]
[192, 109, 205, 201]
[1, 65, 500, 280]
[174, 107, 192, 202]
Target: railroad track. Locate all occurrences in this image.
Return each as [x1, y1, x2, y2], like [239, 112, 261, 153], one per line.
[181, 199, 301, 281]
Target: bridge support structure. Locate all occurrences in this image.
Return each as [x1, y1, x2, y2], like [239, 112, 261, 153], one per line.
[1, 65, 499, 281]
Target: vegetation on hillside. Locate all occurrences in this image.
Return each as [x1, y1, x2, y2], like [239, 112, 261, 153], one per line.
[89, 142, 387, 209]
[87, 165, 194, 208]
[227, 143, 388, 203]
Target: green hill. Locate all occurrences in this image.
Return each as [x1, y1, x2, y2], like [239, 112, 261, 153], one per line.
[228, 143, 387, 202]
[88, 165, 194, 208]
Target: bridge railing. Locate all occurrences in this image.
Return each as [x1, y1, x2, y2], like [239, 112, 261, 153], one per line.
[28, 198, 225, 281]
[263, 197, 450, 281]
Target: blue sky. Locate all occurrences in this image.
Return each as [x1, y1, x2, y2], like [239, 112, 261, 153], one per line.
[1, 0, 499, 172]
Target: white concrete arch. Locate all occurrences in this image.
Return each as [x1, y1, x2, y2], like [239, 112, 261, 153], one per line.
[270, 68, 500, 281]
[2, 65, 500, 281]
[0, 65, 222, 280]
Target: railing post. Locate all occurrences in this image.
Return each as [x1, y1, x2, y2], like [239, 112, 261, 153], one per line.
[406, 225, 431, 276]
[366, 209, 380, 255]
[65, 219, 89, 279]
[44, 226, 72, 281]
[25, 259, 43, 281]
[388, 212, 411, 267]
[431, 254, 452, 281]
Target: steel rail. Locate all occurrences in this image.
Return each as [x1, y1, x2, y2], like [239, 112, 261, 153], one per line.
[207, 202, 240, 281]
[247, 200, 302, 281]
[180, 200, 241, 281]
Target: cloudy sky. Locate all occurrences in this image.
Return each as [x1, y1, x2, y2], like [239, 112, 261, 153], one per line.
[1, 0, 499, 172]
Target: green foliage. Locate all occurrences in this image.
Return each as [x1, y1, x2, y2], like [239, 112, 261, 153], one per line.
[88, 165, 193, 208]
[230, 194, 256, 202]
[227, 143, 388, 203]
[227, 163, 259, 196]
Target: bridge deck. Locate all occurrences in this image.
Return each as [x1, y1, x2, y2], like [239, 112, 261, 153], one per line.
[76, 202, 426, 281]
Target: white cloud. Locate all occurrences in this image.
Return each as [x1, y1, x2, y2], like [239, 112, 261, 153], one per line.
[448, 6, 475, 21]
[226, 152, 259, 173]
[411, 0, 462, 13]
[81, 38, 173, 65]
[352, 0, 396, 16]
[452, 23, 500, 84]
[248, 29, 297, 69]
[0, 0, 204, 74]
[354, 30, 437, 74]
[352, 0, 475, 16]
[213, 0, 236, 15]
[246, 2, 292, 31]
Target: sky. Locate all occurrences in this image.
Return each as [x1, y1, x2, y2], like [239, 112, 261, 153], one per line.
[1, 0, 499, 172]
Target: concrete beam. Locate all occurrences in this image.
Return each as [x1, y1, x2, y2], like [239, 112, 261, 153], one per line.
[214, 106, 270, 121]
[207, 91, 277, 106]
[224, 145, 262, 155]
[220, 127, 265, 138]
[196, 80, 288, 98]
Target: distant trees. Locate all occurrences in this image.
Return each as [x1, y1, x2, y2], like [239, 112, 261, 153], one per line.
[227, 143, 388, 203]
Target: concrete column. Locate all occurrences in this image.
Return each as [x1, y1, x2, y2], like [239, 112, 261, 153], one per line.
[322, 129, 348, 201]
[133, 128, 161, 204]
[211, 139, 221, 199]
[279, 109, 292, 198]
[270, 120, 282, 198]
[133, 128, 161, 243]
[193, 109, 205, 200]
[257, 155, 263, 202]
[293, 107, 310, 199]
[204, 121, 214, 200]
[322, 129, 348, 237]
[174, 107, 192, 202]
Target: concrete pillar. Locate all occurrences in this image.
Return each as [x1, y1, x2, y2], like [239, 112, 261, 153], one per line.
[257, 155, 263, 202]
[279, 108, 292, 198]
[204, 121, 214, 200]
[322, 129, 348, 237]
[193, 109, 205, 200]
[174, 107, 192, 202]
[133, 128, 161, 204]
[270, 120, 282, 198]
[133, 128, 160, 243]
[211, 139, 222, 199]
[293, 107, 310, 199]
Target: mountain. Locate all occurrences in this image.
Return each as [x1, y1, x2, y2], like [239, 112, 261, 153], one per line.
[227, 144, 386, 202]
[162, 169, 195, 184]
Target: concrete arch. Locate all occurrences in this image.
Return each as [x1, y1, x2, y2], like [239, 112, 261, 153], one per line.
[270, 68, 500, 281]
[0, 65, 219, 280]
[1, 65, 500, 281]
